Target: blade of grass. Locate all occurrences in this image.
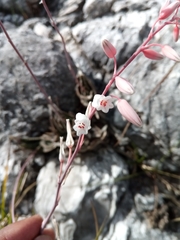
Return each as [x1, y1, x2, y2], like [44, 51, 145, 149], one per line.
[91, 202, 99, 237]
[1, 166, 9, 220]
[141, 164, 180, 179]
[1, 140, 11, 220]
[11, 148, 39, 222]
[14, 181, 36, 208]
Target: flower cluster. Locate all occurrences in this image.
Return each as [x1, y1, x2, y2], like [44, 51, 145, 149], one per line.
[73, 40, 142, 136]
[91, 39, 142, 127]
[141, 1, 180, 61]
[72, 0, 180, 136]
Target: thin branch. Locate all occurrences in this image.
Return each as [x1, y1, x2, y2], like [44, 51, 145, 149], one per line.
[0, 21, 60, 116]
[143, 62, 177, 104]
[41, 0, 78, 83]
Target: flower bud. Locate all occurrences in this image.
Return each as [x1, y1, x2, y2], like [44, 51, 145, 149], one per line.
[159, 0, 171, 13]
[173, 25, 179, 42]
[85, 101, 92, 117]
[115, 76, 134, 95]
[142, 49, 164, 60]
[161, 45, 180, 61]
[117, 99, 142, 127]
[66, 119, 74, 148]
[59, 137, 65, 162]
[159, 1, 180, 20]
[101, 39, 117, 58]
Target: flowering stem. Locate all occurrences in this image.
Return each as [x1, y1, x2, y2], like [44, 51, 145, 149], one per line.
[6, 1, 177, 231]
[113, 57, 117, 76]
[57, 160, 64, 200]
[67, 147, 72, 164]
[102, 21, 168, 96]
[41, 135, 83, 231]
[89, 20, 172, 124]
[149, 18, 159, 35]
[89, 107, 96, 119]
[84, 21, 169, 120]
[41, 0, 78, 83]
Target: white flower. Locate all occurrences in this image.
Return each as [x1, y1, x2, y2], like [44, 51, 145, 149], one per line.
[73, 113, 91, 136]
[92, 94, 114, 113]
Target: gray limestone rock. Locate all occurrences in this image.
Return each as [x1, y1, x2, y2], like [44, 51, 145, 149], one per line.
[34, 148, 128, 240]
[0, 0, 57, 18]
[1, 1, 180, 240]
[83, 0, 114, 19]
[0, 19, 77, 207]
[57, 0, 85, 26]
[0, 21, 77, 137]
[112, 37, 180, 166]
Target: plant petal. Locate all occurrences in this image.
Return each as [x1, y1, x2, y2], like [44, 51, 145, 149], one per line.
[92, 94, 114, 113]
[66, 119, 74, 148]
[115, 76, 134, 95]
[173, 25, 179, 42]
[117, 99, 142, 127]
[161, 45, 180, 61]
[142, 49, 164, 60]
[101, 39, 117, 58]
[73, 113, 91, 136]
[159, 1, 180, 20]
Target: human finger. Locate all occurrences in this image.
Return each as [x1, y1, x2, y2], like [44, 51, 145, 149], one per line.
[0, 215, 42, 240]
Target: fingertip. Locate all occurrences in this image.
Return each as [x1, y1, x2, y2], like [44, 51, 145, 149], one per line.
[34, 235, 52, 240]
[42, 229, 55, 240]
[0, 215, 43, 240]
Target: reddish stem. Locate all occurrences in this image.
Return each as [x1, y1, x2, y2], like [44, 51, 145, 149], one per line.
[41, 135, 83, 231]
[42, 22, 175, 229]
[101, 21, 168, 96]
[41, 0, 78, 83]
[0, 21, 59, 115]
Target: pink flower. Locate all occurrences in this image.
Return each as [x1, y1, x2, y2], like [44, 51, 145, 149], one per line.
[161, 45, 180, 61]
[117, 99, 142, 127]
[73, 113, 91, 136]
[92, 94, 114, 113]
[173, 25, 179, 42]
[159, 0, 171, 13]
[101, 39, 117, 58]
[142, 49, 164, 60]
[115, 76, 134, 95]
[159, 1, 180, 20]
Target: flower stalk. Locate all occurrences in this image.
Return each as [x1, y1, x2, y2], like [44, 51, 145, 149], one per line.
[1, 0, 180, 233]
